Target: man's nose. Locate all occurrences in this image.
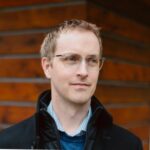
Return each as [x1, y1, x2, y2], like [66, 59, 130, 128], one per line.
[76, 60, 88, 78]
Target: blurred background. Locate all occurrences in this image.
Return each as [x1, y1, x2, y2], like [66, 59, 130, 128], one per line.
[0, 0, 149, 149]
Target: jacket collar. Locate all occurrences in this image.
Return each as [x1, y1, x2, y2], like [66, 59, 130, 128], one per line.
[37, 90, 113, 129]
[35, 90, 113, 148]
[90, 96, 113, 128]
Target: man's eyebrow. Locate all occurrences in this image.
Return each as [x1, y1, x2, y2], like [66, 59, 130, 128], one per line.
[58, 52, 99, 57]
[87, 54, 99, 57]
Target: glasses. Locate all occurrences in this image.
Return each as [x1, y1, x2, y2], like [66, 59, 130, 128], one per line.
[53, 53, 105, 71]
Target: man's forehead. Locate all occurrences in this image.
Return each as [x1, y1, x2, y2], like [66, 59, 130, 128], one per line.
[56, 31, 100, 47]
[55, 28, 100, 55]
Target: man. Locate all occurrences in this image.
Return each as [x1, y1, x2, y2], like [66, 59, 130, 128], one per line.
[0, 19, 143, 149]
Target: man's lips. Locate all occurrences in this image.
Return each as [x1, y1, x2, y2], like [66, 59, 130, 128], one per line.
[70, 83, 91, 86]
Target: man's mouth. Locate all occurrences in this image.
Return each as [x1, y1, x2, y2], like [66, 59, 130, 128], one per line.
[70, 83, 91, 87]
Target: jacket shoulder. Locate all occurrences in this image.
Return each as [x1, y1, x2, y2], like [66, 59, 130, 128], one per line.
[109, 124, 143, 149]
[0, 115, 36, 149]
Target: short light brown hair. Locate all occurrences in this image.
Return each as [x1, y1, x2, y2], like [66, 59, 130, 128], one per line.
[40, 19, 102, 59]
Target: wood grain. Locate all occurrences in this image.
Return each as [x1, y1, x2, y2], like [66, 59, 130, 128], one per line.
[0, 0, 63, 7]
[100, 60, 150, 82]
[0, 83, 50, 102]
[0, 4, 86, 31]
[0, 33, 45, 54]
[102, 36, 150, 65]
[87, 3, 150, 44]
[89, 0, 150, 26]
[95, 85, 150, 104]
[0, 58, 43, 78]
[143, 142, 149, 150]
[0, 106, 35, 124]
[108, 105, 150, 126]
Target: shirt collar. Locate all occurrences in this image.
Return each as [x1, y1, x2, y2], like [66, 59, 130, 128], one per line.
[47, 101, 92, 137]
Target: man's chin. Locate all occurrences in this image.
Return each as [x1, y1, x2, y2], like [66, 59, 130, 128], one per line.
[69, 95, 91, 105]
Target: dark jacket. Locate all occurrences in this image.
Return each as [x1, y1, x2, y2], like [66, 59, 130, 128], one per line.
[0, 90, 143, 149]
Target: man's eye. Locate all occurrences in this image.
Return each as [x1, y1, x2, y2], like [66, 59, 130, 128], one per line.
[64, 55, 78, 63]
[88, 58, 98, 64]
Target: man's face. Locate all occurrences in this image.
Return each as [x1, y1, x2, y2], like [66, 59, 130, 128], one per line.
[42, 29, 100, 105]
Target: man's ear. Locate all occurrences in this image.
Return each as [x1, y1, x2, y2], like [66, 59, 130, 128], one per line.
[41, 57, 52, 79]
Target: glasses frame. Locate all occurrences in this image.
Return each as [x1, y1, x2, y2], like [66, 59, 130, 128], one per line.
[54, 53, 105, 71]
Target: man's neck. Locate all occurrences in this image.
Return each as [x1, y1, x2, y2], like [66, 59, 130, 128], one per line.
[51, 98, 91, 135]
